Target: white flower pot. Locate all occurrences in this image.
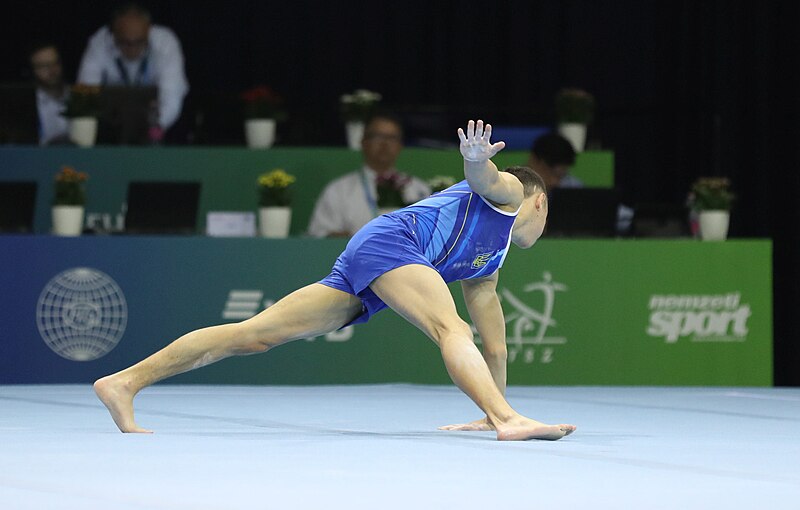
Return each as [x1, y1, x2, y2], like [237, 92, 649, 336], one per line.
[698, 210, 730, 241]
[258, 206, 292, 238]
[346, 121, 364, 150]
[68, 117, 98, 148]
[245, 119, 276, 149]
[558, 122, 587, 152]
[52, 205, 85, 236]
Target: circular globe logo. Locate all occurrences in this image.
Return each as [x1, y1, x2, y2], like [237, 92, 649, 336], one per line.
[36, 268, 128, 361]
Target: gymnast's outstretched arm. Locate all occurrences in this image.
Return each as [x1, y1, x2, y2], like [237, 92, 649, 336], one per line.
[458, 119, 524, 209]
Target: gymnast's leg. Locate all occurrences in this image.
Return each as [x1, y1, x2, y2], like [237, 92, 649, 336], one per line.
[370, 264, 576, 441]
[94, 283, 362, 433]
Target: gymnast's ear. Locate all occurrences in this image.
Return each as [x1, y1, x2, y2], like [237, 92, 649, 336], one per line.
[534, 192, 547, 211]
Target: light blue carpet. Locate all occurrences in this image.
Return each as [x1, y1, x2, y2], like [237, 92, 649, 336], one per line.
[0, 385, 798, 509]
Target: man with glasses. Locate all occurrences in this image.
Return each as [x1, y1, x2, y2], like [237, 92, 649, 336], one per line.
[308, 113, 431, 237]
[29, 43, 69, 145]
[76, 2, 188, 134]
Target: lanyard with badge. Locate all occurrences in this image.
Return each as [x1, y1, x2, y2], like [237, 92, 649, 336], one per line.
[114, 50, 150, 86]
[360, 170, 379, 218]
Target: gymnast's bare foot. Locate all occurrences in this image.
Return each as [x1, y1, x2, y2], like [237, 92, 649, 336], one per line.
[495, 416, 576, 441]
[438, 417, 495, 431]
[94, 375, 153, 433]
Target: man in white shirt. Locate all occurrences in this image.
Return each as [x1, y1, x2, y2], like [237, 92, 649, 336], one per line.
[77, 2, 188, 133]
[308, 114, 431, 237]
[29, 43, 69, 145]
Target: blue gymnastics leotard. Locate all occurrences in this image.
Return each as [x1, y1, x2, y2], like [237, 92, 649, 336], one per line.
[319, 180, 519, 324]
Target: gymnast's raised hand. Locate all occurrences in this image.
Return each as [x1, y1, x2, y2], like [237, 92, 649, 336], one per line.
[458, 119, 506, 162]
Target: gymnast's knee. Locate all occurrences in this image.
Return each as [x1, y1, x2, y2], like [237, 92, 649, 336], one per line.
[230, 323, 282, 354]
[430, 319, 473, 345]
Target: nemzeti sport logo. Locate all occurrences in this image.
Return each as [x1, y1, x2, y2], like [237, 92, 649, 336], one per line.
[36, 267, 128, 361]
[646, 292, 751, 343]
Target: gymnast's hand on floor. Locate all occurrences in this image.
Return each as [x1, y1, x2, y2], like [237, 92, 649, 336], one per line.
[438, 416, 495, 432]
[458, 119, 506, 162]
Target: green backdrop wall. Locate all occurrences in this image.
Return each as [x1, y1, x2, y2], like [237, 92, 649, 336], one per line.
[0, 147, 613, 235]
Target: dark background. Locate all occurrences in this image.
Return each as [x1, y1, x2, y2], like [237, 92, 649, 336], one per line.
[3, 0, 798, 385]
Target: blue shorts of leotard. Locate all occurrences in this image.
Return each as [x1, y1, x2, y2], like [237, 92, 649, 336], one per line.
[318, 212, 435, 325]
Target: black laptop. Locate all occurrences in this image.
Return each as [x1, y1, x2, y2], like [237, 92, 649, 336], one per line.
[545, 187, 619, 238]
[97, 85, 158, 145]
[0, 84, 38, 144]
[631, 202, 692, 238]
[0, 182, 37, 233]
[124, 181, 201, 235]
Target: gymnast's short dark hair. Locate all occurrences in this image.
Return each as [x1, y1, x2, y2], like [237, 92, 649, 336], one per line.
[502, 166, 546, 197]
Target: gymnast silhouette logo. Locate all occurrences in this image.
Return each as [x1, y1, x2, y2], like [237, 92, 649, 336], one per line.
[36, 268, 128, 361]
[498, 272, 568, 348]
[470, 271, 567, 362]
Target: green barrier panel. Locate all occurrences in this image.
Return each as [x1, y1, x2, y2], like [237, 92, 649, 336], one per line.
[193, 239, 772, 387]
[0, 237, 771, 386]
[495, 240, 773, 386]
[0, 147, 612, 235]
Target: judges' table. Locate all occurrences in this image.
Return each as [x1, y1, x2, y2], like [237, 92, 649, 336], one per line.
[0, 236, 772, 386]
[0, 146, 613, 235]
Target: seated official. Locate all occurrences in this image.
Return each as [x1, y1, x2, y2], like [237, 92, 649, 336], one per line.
[29, 43, 69, 145]
[76, 2, 188, 134]
[527, 133, 581, 190]
[529, 132, 633, 233]
[308, 113, 431, 238]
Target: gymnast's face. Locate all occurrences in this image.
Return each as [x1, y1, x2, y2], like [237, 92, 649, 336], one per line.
[511, 191, 548, 249]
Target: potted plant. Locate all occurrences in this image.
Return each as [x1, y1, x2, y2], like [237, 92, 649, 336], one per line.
[428, 175, 457, 193]
[52, 165, 89, 236]
[62, 84, 101, 147]
[340, 89, 382, 149]
[376, 173, 410, 215]
[257, 168, 295, 238]
[555, 88, 595, 152]
[687, 177, 735, 241]
[242, 86, 286, 149]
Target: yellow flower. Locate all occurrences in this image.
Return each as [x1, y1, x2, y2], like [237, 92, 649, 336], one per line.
[258, 169, 296, 188]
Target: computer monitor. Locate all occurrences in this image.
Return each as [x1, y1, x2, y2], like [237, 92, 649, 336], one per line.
[545, 187, 620, 238]
[97, 85, 158, 145]
[631, 202, 692, 238]
[124, 181, 201, 235]
[0, 182, 37, 233]
[0, 84, 38, 144]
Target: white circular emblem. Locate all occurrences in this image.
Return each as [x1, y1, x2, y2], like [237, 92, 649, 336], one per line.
[36, 268, 128, 361]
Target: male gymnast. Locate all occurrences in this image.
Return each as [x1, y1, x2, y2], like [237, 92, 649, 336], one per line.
[95, 120, 577, 441]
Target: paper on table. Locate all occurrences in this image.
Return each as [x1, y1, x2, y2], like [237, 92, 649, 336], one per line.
[206, 211, 257, 237]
